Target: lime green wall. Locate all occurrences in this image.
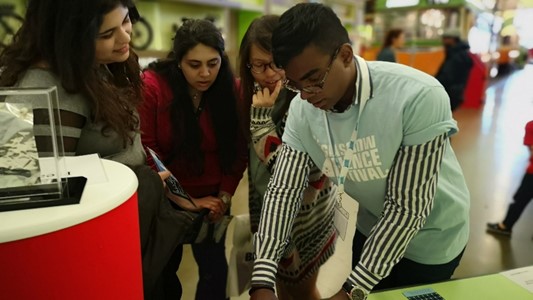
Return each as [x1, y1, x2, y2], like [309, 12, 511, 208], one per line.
[0, 0, 26, 43]
[237, 10, 262, 48]
[2, 0, 26, 17]
[137, 1, 226, 52]
[136, 0, 268, 68]
[376, 0, 464, 11]
[239, 0, 263, 6]
[3, 0, 261, 64]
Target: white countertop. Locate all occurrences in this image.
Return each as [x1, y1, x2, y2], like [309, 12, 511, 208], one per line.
[0, 159, 138, 243]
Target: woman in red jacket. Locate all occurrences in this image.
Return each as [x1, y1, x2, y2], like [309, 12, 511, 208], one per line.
[138, 19, 247, 300]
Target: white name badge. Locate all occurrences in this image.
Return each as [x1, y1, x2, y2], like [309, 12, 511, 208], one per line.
[334, 199, 350, 241]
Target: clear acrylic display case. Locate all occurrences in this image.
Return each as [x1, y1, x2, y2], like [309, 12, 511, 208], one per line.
[0, 87, 86, 211]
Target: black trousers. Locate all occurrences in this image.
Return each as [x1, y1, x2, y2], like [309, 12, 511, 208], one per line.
[133, 165, 183, 300]
[156, 226, 228, 300]
[503, 172, 533, 230]
[352, 230, 464, 291]
[134, 164, 229, 299]
[191, 233, 228, 300]
[154, 245, 183, 299]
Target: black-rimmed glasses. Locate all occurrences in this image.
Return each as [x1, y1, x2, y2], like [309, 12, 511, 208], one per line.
[283, 48, 339, 94]
[247, 61, 282, 74]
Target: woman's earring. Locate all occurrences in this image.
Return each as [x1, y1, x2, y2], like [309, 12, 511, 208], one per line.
[177, 64, 181, 69]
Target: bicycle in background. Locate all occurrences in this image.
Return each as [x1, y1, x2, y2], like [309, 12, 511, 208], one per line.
[0, 4, 24, 50]
[129, 5, 153, 51]
[1, 4, 152, 52]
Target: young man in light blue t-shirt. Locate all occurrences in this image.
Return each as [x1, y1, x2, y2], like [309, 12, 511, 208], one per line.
[249, 3, 470, 300]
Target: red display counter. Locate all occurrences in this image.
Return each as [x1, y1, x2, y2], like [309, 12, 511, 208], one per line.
[0, 159, 142, 300]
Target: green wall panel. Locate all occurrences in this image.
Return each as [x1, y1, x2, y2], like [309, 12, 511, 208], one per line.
[237, 10, 262, 49]
[376, 0, 464, 11]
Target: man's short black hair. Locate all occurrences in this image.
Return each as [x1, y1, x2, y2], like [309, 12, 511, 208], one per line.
[272, 3, 350, 68]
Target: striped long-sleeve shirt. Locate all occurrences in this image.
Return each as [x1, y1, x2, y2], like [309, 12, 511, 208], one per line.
[252, 134, 446, 291]
[347, 133, 446, 293]
[252, 57, 470, 293]
[249, 91, 337, 285]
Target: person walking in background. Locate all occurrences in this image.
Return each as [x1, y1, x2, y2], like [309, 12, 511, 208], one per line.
[138, 19, 247, 300]
[250, 3, 470, 300]
[435, 28, 474, 111]
[239, 15, 337, 300]
[487, 120, 533, 237]
[376, 28, 404, 62]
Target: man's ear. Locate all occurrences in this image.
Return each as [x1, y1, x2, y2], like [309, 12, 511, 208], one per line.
[339, 43, 354, 66]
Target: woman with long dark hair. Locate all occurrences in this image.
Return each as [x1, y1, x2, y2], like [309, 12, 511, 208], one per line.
[139, 19, 247, 299]
[0, 2, 191, 298]
[0, 0, 144, 162]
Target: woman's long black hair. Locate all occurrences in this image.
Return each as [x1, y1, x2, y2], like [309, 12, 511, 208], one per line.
[0, 0, 143, 146]
[147, 19, 239, 175]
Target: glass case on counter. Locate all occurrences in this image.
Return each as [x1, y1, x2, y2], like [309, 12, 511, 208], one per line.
[0, 87, 86, 212]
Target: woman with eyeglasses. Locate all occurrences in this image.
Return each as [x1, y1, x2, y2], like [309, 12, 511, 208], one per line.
[239, 15, 337, 300]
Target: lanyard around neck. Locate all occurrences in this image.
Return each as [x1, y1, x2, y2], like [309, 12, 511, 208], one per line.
[329, 55, 372, 196]
[336, 97, 367, 195]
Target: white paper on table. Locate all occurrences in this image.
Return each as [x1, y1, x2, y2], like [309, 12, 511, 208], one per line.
[500, 265, 533, 293]
[38, 154, 108, 185]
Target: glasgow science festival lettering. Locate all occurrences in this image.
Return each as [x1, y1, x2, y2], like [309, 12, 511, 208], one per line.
[320, 135, 389, 183]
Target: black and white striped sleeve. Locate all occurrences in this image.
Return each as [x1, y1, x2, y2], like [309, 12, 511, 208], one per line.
[251, 143, 313, 288]
[347, 133, 448, 294]
[33, 109, 86, 156]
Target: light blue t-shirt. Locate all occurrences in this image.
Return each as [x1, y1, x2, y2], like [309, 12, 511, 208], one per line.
[282, 58, 470, 264]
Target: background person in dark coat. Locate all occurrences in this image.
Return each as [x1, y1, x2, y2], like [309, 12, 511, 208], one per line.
[435, 28, 474, 111]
